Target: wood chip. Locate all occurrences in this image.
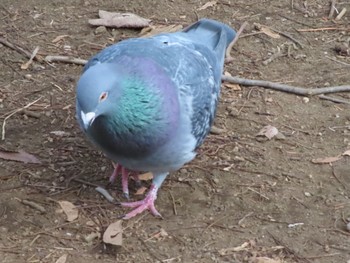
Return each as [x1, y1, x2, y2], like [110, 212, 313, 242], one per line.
[58, 201, 78, 222]
[197, 1, 217, 10]
[0, 149, 41, 164]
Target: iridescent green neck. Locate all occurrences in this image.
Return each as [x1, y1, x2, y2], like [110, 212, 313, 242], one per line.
[115, 78, 162, 134]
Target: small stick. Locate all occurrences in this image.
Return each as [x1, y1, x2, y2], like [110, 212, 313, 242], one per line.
[168, 191, 177, 216]
[328, 0, 337, 19]
[318, 95, 350, 105]
[15, 198, 46, 213]
[335, 8, 347, 20]
[0, 37, 33, 59]
[95, 186, 116, 203]
[297, 27, 350, 32]
[45, 55, 87, 65]
[222, 75, 350, 96]
[21, 46, 39, 70]
[225, 21, 248, 63]
[1, 97, 42, 140]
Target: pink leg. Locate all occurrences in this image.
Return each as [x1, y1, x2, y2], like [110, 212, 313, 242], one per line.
[120, 184, 162, 220]
[109, 163, 122, 184]
[109, 163, 140, 199]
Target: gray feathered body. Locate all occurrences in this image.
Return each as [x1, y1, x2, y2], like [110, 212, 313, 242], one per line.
[76, 19, 236, 174]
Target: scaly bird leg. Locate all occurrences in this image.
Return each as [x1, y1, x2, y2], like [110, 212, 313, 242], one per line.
[120, 173, 168, 220]
[109, 162, 141, 199]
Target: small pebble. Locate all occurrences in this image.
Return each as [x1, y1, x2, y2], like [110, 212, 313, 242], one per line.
[304, 192, 312, 197]
[302, 97, 309, 103]
[95, 26, 107, 34]
[346, 222, 350, 232]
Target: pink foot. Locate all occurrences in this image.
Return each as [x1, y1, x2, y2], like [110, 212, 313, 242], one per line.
[120, 184, 162, 220]
[108, 163, 140, 199]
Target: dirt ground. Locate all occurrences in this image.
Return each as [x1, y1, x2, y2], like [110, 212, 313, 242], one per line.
[1, 0, 350, 262]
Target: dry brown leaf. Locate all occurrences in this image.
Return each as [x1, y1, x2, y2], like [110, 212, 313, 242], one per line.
[52, 35, 69, 43]
[311, 155, 342, 164]
[103, 220, 123, 246]
[256, 125, 279, 140]
[135, 186, 148, 195]
[140, 24, 183, 37]
[197, 1, 217, 10]
[138, 172, 153, 181]
[89, 11, 150, 28]
[224, 83, 241, 90]
[55, 254, 68, 263]
[219, 241, 250, 255]
[255, 257, 281, 263]
[342, 149, 350, 156]
[0, 149, 41, 164]
[58, 201, 78, 222]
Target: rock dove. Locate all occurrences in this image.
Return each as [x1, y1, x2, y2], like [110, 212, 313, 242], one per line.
[76, 19, 236, 219]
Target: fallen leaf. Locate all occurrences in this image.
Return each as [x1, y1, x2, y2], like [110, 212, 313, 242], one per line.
[135, 186, 148, 195]
[58, 201, 78, 222]
[103, 220, 123, 246]
[89, 11, 150, 28]
[311, 155, 342, 164]
[197, 1, 217, 10]
[52, 35, 69, 43]
[138, 172, 153, 181]
[140, 24, 183, 37]
[342, 149, 350, 156]
[224, 83, 241, 90]
[55, 254, 68, 263]
[256, 257, 281, 263]
[219, 241, 250, 255]
[0, 149, 41, 164]
[256, 125, 279, 140]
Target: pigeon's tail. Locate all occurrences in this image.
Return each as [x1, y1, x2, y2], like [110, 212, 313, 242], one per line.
[183, 19, 236, 63]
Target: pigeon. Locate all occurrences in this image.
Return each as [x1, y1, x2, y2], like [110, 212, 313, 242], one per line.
[76, 19, 236, 219]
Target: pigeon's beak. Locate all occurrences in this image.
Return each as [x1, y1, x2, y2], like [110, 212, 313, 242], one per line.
[81, 111, 96, 130]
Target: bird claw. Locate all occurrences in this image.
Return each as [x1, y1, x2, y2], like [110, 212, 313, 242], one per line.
[120, 184, 162, 220]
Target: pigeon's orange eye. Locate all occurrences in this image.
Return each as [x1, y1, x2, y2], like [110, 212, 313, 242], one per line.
[99, 92, 108, 102]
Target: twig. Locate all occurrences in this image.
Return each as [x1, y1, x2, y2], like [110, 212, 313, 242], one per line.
[247, 187, 270, 200]
[203, 214, 229, 232]
[238, 212, 254, 226]
[45, 55, 87, 65]
[297, 27, 350, 32]
[168, 191, 177, 216]
[328, 0, 337, 19]
[0, 37, 34, 59]
[222, 75, 350, 96]
[225, 21, 248, 63]
[21, 46, 39, 70]
[1, 97, 42, 140]
[335, 8, 347, 21]
[326, 56, 350, 67]
[318, 95, 350, 105]
[95, 186, 116, 203]
[268, 231, 312, 263]
[15, 198, 46, 213]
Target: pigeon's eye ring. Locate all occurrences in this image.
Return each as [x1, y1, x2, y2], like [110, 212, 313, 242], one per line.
[99, 92, 108, 102]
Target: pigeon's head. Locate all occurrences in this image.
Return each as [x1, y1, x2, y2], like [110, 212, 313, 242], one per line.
[76, 63, 122, 131]
[76, 60, 181, 156]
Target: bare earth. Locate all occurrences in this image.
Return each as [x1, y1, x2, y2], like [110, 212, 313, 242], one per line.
[1, 0, 350, 262]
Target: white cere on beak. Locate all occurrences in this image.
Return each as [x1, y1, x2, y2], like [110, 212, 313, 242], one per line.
[81, 111, 96, 130]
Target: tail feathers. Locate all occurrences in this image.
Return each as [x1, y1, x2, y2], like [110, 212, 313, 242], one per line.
[183, 19, 236, 51]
